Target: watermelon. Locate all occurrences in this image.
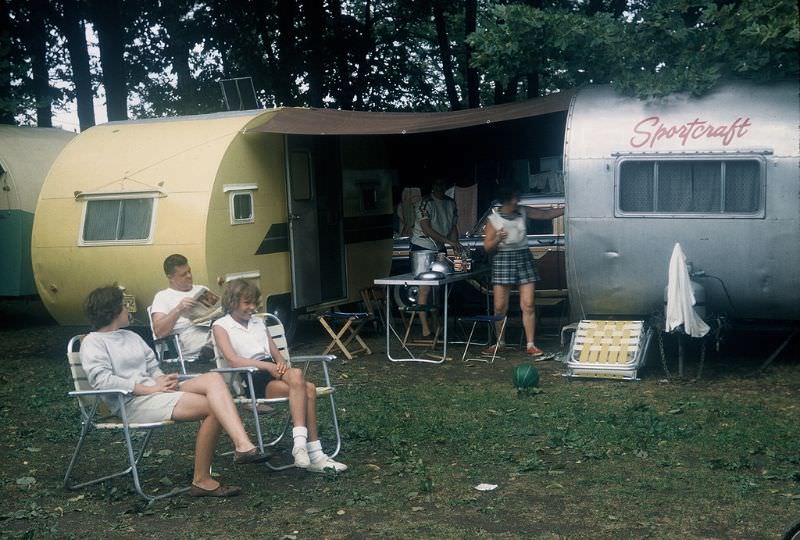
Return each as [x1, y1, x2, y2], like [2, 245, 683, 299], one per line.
[512, 363, 540, 389]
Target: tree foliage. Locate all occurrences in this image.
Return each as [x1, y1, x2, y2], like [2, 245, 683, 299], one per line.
[469, 0, 799, 98]
[0, 0, 796, 127]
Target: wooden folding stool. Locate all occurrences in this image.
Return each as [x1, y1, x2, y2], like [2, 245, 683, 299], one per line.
[318, 311, 373, 360]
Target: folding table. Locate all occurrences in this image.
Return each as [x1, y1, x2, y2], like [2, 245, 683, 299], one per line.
[374, 267, 490, 363]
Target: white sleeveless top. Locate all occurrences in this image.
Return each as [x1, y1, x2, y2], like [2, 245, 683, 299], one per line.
[487, 210, 527, 251]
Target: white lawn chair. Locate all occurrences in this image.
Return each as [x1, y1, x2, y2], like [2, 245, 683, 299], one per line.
[212, 313, 341, 470]
[146, 306, 198, 374]
[63, 335, 191, 501]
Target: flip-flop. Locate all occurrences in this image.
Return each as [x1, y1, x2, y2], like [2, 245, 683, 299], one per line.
[189, 483, 242, 497]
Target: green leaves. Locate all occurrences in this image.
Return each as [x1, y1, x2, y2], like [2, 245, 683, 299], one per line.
[469, 0, 799, 99]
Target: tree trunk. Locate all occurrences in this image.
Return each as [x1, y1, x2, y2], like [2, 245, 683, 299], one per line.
[329, 0, 353, 109]
[433, 2, 460, 111]
[276, 0, 296, 106]
[91, 0, 127, 121]
[162, 0, 193, 115]
[28, 0, 52, 127]
[526, 71, 539, 99]
[464, 0, 479, 108]
[353, 0, 373, 110]
[0, 1, 14, 124]
[60, 0, 95, 130]
[303, 0, 324, 107]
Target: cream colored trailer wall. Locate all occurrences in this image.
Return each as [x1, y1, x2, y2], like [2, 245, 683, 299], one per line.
[206, 131, 291, 305]
[32, 113, 257, 324]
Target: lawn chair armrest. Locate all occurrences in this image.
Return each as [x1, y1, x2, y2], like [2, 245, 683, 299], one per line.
[177, 374, 200, 381]
[68, 389, 132, 397]
[210, 367, 260, 373]
[291, 355, 337, 364]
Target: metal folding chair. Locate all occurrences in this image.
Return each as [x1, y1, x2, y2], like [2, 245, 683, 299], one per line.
[212, 313, 342, 470]
[457, 314, 508, 363]
[63, 335, 190, 501]
[146, 306, 198, 374]
[318, 311, 373, 360]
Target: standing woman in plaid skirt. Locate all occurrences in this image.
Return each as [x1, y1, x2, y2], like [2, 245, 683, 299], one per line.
[483, 186, 564, 357]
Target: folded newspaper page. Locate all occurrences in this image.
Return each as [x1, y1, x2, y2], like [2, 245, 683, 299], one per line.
[186, 287, 222, 325]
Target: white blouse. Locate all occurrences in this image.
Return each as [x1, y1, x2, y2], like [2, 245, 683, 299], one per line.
[212, 314, 271, 360]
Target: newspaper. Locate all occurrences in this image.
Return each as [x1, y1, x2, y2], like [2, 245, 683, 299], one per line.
[186, 287, 222, 325]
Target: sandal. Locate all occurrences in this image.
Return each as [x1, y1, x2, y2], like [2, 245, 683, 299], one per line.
[189, 483, 242, 497]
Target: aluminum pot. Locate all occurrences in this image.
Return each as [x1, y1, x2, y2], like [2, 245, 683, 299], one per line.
[411, 250, 438, 276]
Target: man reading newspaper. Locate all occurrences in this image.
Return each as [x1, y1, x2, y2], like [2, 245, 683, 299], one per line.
[151, 254, 219, 361]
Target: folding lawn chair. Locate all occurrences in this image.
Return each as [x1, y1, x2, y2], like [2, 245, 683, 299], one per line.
[64, 335, 190, 501]
[318, 310, 373, 360]
[147, 306, 198, 374]
[212, 313, 342, 470]
[457, 314, 508, 363]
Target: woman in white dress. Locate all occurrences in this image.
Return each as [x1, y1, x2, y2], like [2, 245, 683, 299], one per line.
[212, 279, 347, 473]
[81, 285, 270, 498]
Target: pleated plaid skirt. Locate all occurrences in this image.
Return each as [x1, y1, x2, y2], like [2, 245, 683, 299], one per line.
[491, 248, 540, 285]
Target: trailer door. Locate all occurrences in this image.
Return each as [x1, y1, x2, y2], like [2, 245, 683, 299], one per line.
[285, 136, 346, 309]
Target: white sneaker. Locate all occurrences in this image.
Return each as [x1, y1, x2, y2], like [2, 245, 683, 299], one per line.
[292, 446, 310, 468]
[307, 455, 348, 473]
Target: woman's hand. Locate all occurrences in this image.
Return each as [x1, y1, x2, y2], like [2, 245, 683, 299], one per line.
[154, 374, 180, 392]
[274, 360, 289, 380]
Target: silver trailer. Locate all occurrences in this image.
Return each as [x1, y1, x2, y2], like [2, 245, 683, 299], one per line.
[563, 82, 799, 321]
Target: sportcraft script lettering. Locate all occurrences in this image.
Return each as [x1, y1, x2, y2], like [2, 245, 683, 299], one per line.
[630, 117, 752, 148]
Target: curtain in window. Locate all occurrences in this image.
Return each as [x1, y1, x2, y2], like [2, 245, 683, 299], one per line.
[83, 200, 121, 241]
[620, 162, 654, 211]
[659, 162, 720, 212]
[725, 161, 759, 212]
[119, 199, 153, 240]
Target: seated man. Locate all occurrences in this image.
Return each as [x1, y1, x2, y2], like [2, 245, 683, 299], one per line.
[151, 254, 215, 360]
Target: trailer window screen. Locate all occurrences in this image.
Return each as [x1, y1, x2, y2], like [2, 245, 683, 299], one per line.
[229, 191, 254, 224]
[82, 198, 153, 242]
[619, 159, 761, 215]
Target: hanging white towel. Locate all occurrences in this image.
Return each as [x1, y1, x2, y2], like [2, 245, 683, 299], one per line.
[666, 243, 710, 338]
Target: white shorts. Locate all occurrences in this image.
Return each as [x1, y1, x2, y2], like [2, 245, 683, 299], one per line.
[124, 391, 185, 423]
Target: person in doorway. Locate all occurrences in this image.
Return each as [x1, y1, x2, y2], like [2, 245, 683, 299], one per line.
[151, 254, 215, 361]
[409, 177, 464, 337]
[81, 285, 270, 498]
[483, 185, 564, 357]
[212, 279, 347, 473]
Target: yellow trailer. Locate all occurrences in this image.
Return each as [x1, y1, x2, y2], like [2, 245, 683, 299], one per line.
[31, 110, 395, 326]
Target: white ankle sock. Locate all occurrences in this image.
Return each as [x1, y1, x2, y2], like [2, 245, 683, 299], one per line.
[307, 440, 325, 463]
[292, 426, 308, 449]
[527, 342, 535, 348]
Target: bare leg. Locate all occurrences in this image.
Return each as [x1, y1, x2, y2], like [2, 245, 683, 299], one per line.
[266, 368, 307, 428]
[173, 372, 254, 453]
[493, 284, 511, 344]
[417, 285, 432, 336]
[519, 282, 536, 345]
[192, 416, 221, 489]
[304, 381, 319, 441]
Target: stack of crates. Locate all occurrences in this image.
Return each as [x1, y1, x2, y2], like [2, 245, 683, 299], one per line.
[564, 320, 651, 380]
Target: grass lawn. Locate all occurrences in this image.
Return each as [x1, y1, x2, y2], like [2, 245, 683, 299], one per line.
[0, 320, 798, 539]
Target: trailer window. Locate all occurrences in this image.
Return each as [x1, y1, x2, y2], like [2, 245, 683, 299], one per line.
[82, 198, 154, 243]
[229, 191, 254, 224]
[618, 159, 761, 215]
